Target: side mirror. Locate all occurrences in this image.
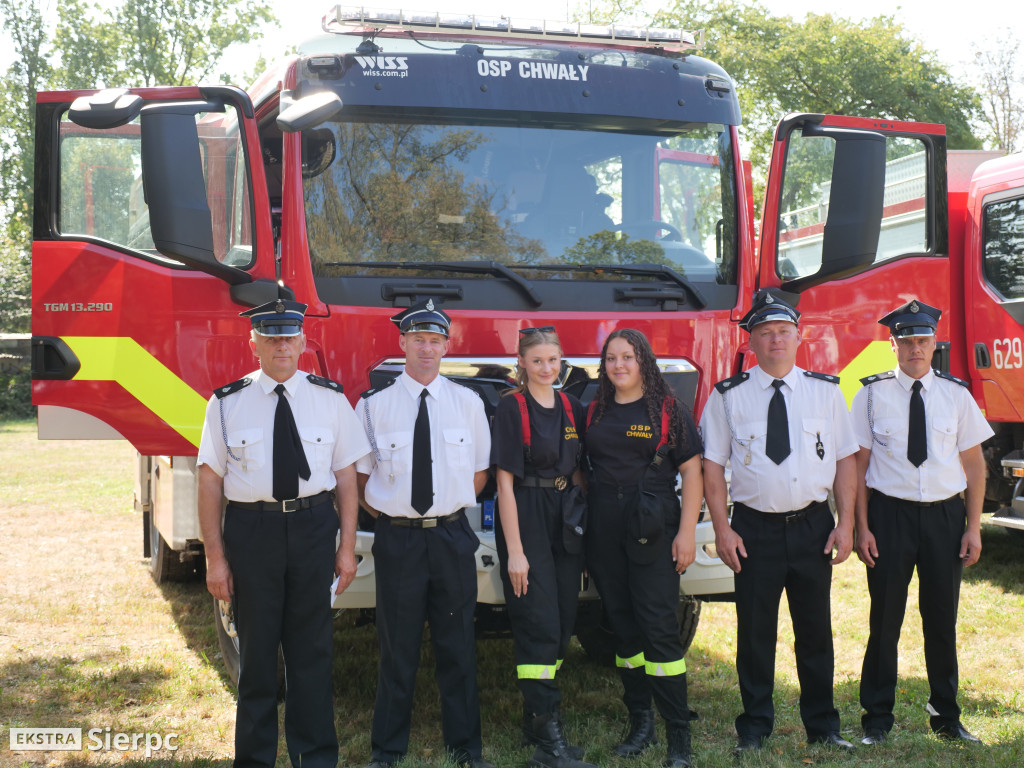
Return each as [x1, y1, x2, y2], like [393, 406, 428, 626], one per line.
[277, 90, 344, 133]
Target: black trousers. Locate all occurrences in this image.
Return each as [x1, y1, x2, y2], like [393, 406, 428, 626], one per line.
[496, 486, 584, 717]
[731, 502, 839, 740]
[860, 492, 966, 733]
[370, 512, 482, 764]
[586, 485, 689, 725]
[224, 500, 339, 768]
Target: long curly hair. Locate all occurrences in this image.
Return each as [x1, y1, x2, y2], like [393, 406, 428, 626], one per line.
[591, 328, 686, 449]
[504, 328, 562, 397]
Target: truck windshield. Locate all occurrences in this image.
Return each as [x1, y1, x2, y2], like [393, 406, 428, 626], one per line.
[303, 120, 737, 286]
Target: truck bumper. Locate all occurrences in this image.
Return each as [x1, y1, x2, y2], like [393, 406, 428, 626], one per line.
[994, 450, 1024, 530]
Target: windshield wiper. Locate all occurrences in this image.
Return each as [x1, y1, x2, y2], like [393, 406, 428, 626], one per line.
[519, 263, 707, 309]
[340, 260, 542, 307]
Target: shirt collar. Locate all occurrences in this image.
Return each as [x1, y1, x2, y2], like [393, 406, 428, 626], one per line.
[399, 370, 441, 399]
[895, 366, 933, 392]
[257, 368, 304, 396]
[753, 364, 800, 390]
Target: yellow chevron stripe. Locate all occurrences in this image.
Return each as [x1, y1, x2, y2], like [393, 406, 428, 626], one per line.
[838, 340, 897, 407]
[64, 336, 207, 447]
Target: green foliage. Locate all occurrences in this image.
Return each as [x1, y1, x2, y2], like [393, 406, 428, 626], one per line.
[562, 230, 671, 268]
[0, 366, 32, 419]
[587, 0, 982, 206]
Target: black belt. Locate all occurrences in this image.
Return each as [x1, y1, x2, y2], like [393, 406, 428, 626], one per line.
[876, 491, 955, 508]
[228, 489, 334, 513]
[517, 475, 572, 491]
[382, 509, 465, 528]
[734, 499, 828, 524]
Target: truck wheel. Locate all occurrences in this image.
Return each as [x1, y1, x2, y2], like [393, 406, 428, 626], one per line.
[214, 597, 241, 686]
[148, 509, 198, 583]
[576, 597, 702, 665]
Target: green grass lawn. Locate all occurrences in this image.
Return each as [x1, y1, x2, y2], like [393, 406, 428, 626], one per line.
[1, 418, 1022, 767]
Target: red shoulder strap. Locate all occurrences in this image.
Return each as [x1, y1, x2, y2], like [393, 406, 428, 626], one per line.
[558, 391, 576, 431]
[655, 396, 672, 452]
[514, 391, 531, 448]
[586, 399, 597, 429]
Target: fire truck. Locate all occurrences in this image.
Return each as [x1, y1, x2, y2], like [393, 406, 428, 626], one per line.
[30, 6, 1023, 679]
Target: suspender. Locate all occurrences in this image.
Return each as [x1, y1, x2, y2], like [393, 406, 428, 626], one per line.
[587, 396, 672, 469]
[514, 390, 576, 462]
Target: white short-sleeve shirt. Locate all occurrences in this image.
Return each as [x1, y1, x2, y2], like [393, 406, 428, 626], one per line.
[850, 368, 994, 502]
[355, 371, 491, 518]
[197, 368, 370, 502]
[700, 364, 858, 513]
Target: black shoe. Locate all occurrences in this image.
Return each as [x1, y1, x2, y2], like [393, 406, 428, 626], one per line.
[861, 728, 888, 746]
[526, 713, 597, 768]
[935, 724, 982, 744]
[614, 709, 657, 758]
[521, 713, 584, 759]
[663, 722, 692, 768]
[732, 735, 764, 757]
[809, 732, 855, 751]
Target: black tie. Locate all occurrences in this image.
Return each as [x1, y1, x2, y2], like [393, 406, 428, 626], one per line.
[766, 379, 791, 465]
[272, 383, 310, 501]
[908, 379, 927, 467]
[411, 389, 433, 515]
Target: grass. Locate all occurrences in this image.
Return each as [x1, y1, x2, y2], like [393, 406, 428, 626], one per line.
[1, 417, 1023, 767]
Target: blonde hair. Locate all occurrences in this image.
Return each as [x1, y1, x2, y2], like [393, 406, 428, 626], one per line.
[507, 328, 562, 396]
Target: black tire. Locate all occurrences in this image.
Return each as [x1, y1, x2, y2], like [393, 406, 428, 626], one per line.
[576, 597, 702, 665]
[214, 597, 241, 686]
[148, 507, 199, 583]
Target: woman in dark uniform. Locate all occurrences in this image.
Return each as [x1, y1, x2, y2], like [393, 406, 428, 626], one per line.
[584, 328, 703, 768]
[492, 327, 595, 768]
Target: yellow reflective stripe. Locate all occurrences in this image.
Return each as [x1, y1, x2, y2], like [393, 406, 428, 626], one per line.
[838, 340, 897, 407]
[556, 658, 564, 671]
[517, 664, 558, 680]
[616, 652, 646, 669]
[65, 336, 207, 447]
[645, 658, 686, 677]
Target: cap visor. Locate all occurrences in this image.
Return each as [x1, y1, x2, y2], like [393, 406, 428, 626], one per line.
[253, 323, 302, 336]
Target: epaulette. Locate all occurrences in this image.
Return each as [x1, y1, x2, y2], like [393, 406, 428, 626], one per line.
[360, 376, 397, 399]
[448, 377, 485, 401]
[804, 370, 840, 384]
[934, 370, 969, 388]
[714, 372, 749, 393]
[214, 377, 252, 399]
[859, 370, 895, 386]
[307, 373, 344, 394]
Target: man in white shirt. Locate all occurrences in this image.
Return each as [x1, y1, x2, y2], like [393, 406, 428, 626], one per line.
[197, 299, 369, 768]
[852, 299, 993, 746]
[356, 300, 492, 768]
[700, 289, 857, 755]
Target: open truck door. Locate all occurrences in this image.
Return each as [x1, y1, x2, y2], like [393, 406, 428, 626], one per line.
[755, 113, 949, 404]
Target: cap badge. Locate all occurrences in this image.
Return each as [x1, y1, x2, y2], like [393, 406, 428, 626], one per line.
[275, 300, 285, 313]
[426, 299, 435, 311]
[765, 294, 774, 304]
[910, 301, 919, 313]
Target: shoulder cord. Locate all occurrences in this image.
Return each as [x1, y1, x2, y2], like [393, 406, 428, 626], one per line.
[364, 399, 383, 463]
[219, 398, 243, 462]
[866, 383, 888, 448]
[721, 388, 738, 444]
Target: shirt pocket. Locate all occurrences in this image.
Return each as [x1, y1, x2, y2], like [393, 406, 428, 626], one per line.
[801, 417, 828, 461]
[299, 426, 335, 474]
[871, 417, 902, 448]
[930, 415, 958, 457]
[227, 428, 265, 470]
[443, 428, 473, 469]
[733, 420, 766, 452]
[376, 431, 413, 476]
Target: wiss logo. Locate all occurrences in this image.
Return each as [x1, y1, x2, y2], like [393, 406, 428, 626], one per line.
[353, 56, 409, 71]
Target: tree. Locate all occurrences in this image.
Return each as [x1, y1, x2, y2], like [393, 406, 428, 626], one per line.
[972, 34, 1024, 153]
[585, 0, 981, 204]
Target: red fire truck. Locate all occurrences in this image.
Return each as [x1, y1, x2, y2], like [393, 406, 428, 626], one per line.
[30, 6, 1024, 678]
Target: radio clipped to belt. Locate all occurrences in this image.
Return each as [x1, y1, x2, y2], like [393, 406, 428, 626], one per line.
[515, 391, 587, 554]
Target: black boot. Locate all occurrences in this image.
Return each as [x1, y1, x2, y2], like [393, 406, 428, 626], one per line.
[521, 713, 584, 759]
[613, 709, 658, 758]
[663, 722, 692, 768]
[527, 713, 597, 768]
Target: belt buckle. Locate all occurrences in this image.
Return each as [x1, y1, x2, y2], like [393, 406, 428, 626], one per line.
[282, 498, 299, 513]
[422, 517, 438, 528]
[554, 476, 567, 491]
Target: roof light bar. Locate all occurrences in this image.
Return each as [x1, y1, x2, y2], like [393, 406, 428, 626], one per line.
[323, 5, 702, 52]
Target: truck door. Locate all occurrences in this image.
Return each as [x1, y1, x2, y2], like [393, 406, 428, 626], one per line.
[963, 156, 1024, 426]
[755, 113, 949, 404]
[31, 86, 276, 455]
